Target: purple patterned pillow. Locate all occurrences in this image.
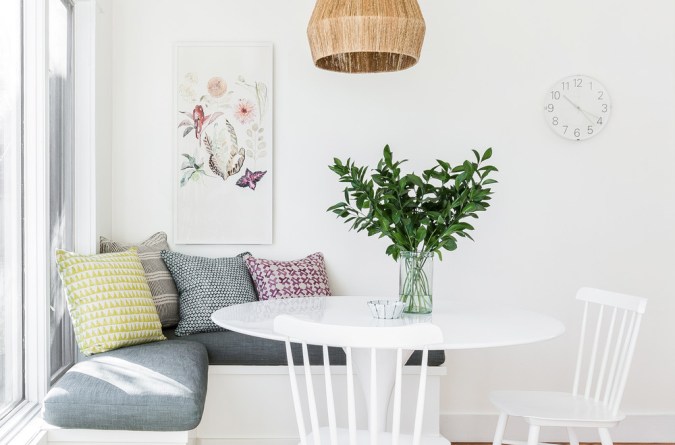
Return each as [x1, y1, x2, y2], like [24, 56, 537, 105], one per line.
[244, 252, 331, 300]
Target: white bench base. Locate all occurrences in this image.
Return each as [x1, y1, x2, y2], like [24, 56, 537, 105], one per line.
[46, 429, 188, 445]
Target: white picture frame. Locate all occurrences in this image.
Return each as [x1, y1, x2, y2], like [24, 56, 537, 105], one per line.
[173, 42, 273, 244]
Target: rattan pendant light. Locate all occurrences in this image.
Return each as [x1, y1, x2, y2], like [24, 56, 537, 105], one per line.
[307, 0, 426, 74]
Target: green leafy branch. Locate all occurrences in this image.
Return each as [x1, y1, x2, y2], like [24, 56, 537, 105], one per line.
[179, 153, 208, 186]
[327, 145, 498, 261]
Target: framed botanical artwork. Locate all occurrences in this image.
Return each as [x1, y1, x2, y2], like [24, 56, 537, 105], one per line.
[174, 42, 273, 244]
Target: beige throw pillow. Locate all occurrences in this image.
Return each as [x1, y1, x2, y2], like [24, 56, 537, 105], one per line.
[100, 232, 179, 327]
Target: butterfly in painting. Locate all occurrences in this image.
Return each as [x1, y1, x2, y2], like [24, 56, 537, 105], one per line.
[236, 169, 267, 190]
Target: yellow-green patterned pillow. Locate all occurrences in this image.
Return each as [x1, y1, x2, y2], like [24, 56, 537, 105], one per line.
[55, 248, 165, 355]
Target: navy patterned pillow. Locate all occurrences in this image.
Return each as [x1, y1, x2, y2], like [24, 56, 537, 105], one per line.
[161, 251, 257, 336]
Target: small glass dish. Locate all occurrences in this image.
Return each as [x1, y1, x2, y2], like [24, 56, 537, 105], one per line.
[367, 299, 405, 319]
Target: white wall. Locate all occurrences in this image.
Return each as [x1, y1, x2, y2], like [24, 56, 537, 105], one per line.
[104, 0, 675, 439]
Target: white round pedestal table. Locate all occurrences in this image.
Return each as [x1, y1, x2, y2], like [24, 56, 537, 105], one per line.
[212, 296, 565, 443]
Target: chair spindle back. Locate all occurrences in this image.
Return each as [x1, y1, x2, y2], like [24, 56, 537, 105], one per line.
[571, 287, 647, 414]
[274, 314, 444, 445]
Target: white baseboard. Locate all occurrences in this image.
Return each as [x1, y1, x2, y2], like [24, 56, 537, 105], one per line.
[190, 440, 297, 445]
[439, 413, 675, 443]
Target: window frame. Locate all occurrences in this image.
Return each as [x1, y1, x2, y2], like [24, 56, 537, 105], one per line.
[0, 0, 89, 441]
[0, 0, 26, 422]
[0, 0, 54, 437]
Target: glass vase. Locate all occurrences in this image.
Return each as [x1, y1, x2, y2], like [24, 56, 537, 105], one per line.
[399, 251, 433, 314]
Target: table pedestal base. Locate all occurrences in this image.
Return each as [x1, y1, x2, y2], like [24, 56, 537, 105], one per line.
[349, 348, 450, 444]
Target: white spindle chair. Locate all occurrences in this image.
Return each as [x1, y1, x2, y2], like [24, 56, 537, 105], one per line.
[274, 314, 446, 445]
[490, 287, 648, 445]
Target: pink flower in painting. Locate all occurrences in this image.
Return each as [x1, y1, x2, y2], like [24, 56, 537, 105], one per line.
[207, 77, 227, 98]
[234, 99, 256, 124]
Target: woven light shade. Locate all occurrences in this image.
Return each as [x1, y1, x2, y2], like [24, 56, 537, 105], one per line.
[307, 0, 426, 74]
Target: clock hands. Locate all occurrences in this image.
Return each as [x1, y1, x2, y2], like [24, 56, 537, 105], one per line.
[581, 109, 600, 125]
[574, 104, 601, 120]
[563, 95, 596, 125]
[562, 94, 583, 109]
[579, 111, 596, 127]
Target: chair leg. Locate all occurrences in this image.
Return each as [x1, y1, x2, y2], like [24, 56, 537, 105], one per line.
[599, 428, 614, 445]
[527, 425, 540, 445]
[492, 413, 509, 445]
[567, 427, 579, 445]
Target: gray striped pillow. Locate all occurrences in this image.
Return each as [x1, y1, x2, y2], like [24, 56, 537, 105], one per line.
[100, 232, 179, 328]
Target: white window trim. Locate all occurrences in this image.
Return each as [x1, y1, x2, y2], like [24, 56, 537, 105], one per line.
[1, 0, 97, 442]
[22, 0, 51, 408]
[1, 0, 51, 438]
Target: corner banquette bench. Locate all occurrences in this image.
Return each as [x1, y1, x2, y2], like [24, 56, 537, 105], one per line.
[43, 328, 445, 443]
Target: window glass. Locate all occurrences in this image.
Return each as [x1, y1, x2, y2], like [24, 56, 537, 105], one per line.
[0, 0, 25, 416]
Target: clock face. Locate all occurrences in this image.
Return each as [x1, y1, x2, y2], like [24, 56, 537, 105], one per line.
[544, 75, 611, 141]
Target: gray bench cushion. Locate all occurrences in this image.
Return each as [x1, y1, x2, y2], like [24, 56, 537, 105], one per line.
[163, 329, 446, 367]
[42, 340, 208, 431]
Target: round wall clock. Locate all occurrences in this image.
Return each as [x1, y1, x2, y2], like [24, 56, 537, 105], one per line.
[544, 74, 611, 141]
